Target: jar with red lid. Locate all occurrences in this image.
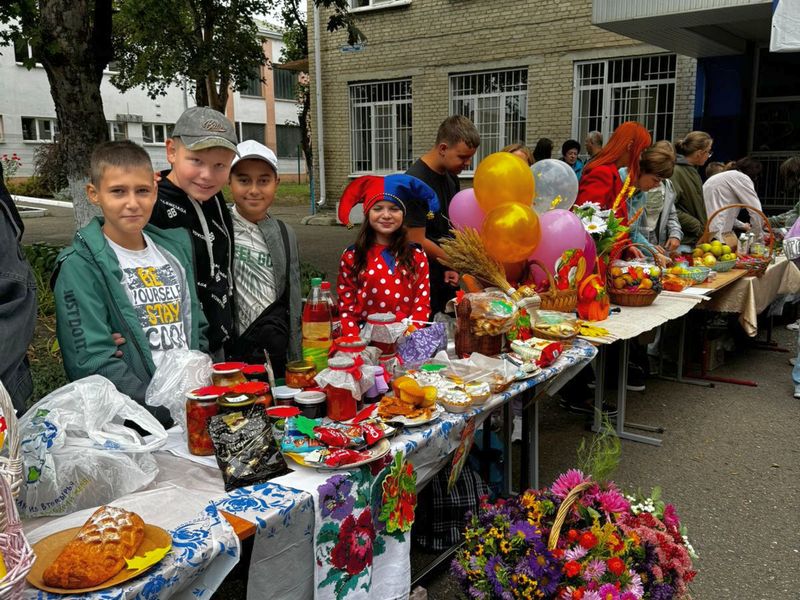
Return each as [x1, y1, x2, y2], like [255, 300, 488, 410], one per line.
[212, 362, 247, 387]
[242, 364, 270, 384]
[217, 391, 256, 414]
[285, 360, 317, 389]
[186, 386, 226, 455]
[365, 313, 402, 355]
[231, 381, 272, 407]
[315, 355, 374, 421]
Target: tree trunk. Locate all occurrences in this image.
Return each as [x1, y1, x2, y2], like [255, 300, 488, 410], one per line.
[298, 86, 313, 175]
[38, 0, 110, 229]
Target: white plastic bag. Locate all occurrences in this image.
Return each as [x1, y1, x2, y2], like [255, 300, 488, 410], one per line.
[145, 349, 212, 426]
[17, 375, 167, 517]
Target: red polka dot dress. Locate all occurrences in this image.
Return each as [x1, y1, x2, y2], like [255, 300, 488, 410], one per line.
[337, 243, 431, 337]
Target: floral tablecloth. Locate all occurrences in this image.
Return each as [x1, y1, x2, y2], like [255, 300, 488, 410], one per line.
[21, 340, 596, 600]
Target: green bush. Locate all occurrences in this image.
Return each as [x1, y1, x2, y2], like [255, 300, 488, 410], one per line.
[300, 261, 326, 297]
[7, 176, 54, 198]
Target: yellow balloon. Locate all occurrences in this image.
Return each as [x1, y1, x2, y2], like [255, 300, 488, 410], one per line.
[481, 203, 541, 263]
[473, 152, 535, 213]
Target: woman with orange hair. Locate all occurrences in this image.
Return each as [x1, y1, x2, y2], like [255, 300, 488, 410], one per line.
[576, 121, 652, 222]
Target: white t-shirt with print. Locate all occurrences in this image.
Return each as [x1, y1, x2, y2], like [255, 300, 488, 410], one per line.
[232, 207, 277, 333]
[106, 234, 189, 367]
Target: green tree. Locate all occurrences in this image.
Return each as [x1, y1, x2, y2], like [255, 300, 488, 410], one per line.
[279, 0, 312, 176]
[0, 0, 112, 227]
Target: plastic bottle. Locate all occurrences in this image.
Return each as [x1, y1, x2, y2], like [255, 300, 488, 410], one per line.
[320, 281, 342, 340]
[302, 277, 332, 370]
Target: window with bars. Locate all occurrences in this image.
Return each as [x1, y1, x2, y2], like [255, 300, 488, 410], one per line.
[241, 71, 263, 97]
[142, 123, 172, 145]
[573, 54, 676, 151]
[108, 122, 128, 141]
[273, 68, 296, 101]
[450, 68, 528, 172]
[21, 117, 57, 142]
[349, 79, 412, 174]
[238, 122, 266, 145]
[277, 124, 303, 158]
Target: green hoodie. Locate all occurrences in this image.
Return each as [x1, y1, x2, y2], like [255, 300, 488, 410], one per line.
[53, 218, 208, 417]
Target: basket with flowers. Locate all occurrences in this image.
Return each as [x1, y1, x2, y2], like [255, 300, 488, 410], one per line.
[453, 430, 697, 599]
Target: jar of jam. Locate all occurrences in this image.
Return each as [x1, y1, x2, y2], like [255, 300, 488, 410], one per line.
[366, 313, 399, 355]
[273, 385, 301, 407]
[231, 381, 272, 407]
[242, 364, 270, 384]
[295, 391, 327, 419]
[212, 362, 248, 387]
[323, 355, 361, 421]
[217, 391, 255, 414]
[186, 386, 226, 455]
[285, 360, 317, 389]
[333, 336, 368, 356]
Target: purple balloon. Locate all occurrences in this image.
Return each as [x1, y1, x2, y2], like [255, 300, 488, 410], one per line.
[448, 188, 485, 231]
[527, 209, 588, 287]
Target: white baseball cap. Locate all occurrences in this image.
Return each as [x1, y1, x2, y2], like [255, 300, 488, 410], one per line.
[231, 139, 279, 174]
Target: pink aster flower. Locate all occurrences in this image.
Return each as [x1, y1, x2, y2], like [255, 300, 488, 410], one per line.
[625, 571, 644, 598]
[662, 504, 680, 528]
[583, 558, 607, 581]
[596, 489, 630, 515]
[565, 545, 589, 562]
[597, 583, 620, 599]
[582, 592, 602, 600]
[551, 469, 589, 499]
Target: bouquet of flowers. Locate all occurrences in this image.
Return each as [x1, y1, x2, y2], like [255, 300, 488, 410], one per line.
[572, 175, 638, 258]
[453, 431, 696, 599]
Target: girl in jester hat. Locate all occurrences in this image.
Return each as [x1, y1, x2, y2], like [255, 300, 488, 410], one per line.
[336, 174, 439, 337]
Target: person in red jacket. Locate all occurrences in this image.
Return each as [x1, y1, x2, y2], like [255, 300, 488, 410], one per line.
[577, 121, 652, 222]
[336, 174, 439, 337]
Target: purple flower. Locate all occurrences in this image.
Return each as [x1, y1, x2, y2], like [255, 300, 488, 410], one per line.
[625, 570, 644, 598]
[551, 469, 589, 499]
[451, 557, 468, 583]
[649, 583, 675, 600]
[597, 583, 621, 599]
[509, 520, 539, 542]
[484, 556, 512, 600]
[583, 558, 607, 580]
[514, 550, 561, 596]
[565, 545, 589, 561]
[317, 474, 355, 520]
[468, 585, 488, 600]
[583, 592, 602, 600]
[662, 504, 680, 528]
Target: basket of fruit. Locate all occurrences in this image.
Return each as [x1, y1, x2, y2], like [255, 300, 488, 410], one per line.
[528, 259, 578, 313]
[607, 243, 662, 307]
[698, 203, 774, 277]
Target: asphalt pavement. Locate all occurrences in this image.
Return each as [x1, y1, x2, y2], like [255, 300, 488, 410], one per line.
[19, 201, 800, 599]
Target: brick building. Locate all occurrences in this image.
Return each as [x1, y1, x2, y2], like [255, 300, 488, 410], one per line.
[308, 0, 697, 211]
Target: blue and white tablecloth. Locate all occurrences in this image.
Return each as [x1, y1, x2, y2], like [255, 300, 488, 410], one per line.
[21, 339, 596, 600]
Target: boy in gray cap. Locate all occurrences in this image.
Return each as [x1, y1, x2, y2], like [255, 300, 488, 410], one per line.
[149, 106, 238, 357]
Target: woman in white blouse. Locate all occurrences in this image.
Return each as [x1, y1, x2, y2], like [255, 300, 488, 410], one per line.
[703, 157, 763, 245]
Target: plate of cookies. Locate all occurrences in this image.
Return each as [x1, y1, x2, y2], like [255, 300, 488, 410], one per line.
[27, 505, 172, 594]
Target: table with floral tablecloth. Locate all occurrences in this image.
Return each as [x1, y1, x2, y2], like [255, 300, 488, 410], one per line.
[21, 339, 596, 600]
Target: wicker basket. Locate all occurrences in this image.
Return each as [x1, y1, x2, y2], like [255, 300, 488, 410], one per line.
[0, 384, 23, 511]
[454, 297, 504, 357]
[528, 259, 578, 312]
[0, 384, 34, 600]
[606, 243, 660, 307]
[548, 481, 593, 550]
[699, 203, 774, 278]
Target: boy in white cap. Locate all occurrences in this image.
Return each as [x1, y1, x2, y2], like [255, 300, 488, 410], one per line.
[227, 140, 301, 376]
[149, 106, 238, 357]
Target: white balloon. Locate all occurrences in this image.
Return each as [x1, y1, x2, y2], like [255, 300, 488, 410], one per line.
[530, 159, 579, 214]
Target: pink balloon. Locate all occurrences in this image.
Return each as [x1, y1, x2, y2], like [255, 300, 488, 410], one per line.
[448, 188, 485, 231]
[583, 231, 597, 273]
[527, 209, 588, 288]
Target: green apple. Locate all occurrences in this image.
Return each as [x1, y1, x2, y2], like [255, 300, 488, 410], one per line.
[703, 254, 717, 267]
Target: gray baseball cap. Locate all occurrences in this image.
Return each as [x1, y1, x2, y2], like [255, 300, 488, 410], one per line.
[171, 106, 239, 154]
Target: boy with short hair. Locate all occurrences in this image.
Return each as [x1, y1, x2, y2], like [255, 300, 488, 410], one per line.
[228, 140, 302, 376]
[149, 106, 238, 357]
[53, 141, 206, 425]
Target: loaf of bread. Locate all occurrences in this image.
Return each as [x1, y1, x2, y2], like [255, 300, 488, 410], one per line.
[43, 505, 145, 589]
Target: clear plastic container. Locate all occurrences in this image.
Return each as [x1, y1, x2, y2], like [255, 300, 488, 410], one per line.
[531, 310, 579, 341]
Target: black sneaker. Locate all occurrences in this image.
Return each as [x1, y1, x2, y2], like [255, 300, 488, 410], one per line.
[626, 363, 646, 392]
[559, 398, 618, 417]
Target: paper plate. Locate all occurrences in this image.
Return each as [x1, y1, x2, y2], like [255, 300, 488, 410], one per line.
[286, 438, 392, 470]
[27, 524, 172, 594]
[385, 405, 444, 427]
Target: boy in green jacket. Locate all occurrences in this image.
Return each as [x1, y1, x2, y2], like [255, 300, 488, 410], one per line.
[53, 141, 207, 426]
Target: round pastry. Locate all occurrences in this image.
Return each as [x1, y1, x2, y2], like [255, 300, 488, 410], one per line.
[465, 381, 491, 402]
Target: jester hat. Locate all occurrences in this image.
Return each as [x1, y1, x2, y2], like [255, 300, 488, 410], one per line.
[338, 174, 440, 227]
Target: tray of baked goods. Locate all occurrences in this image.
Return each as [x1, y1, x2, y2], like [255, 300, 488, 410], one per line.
[27, 505, 172, 594]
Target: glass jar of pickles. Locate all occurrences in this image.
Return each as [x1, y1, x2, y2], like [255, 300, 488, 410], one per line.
[211, 362, 247, 387]
[285, 360, 317, 389]
[186, 386, 226, 455]
[231, 381, 272, 407]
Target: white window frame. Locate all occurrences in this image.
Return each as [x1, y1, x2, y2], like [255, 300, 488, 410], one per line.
[21, 117, 58, 142]
[572, 54, 677, 154]
[108, 121, 128, 141]
[0, 116, 5, 143]
[449, 68, 528, 176]
[142, 123, 171, 145]
[349, 0, 411, 13]
[348, 79, 413, 175]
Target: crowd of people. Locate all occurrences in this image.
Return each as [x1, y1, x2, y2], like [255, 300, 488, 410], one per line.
[2, 107, 800, 425]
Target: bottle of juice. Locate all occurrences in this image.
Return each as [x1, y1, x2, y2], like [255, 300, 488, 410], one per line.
[320, 281, 342, 340]
[302, 277, 332, 370]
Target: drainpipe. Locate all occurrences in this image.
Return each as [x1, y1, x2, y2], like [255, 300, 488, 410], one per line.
[313, 3, 327, 208]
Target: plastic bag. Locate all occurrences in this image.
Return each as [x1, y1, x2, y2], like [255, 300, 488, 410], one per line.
[465, 291, 518, 335]
[145, 349, 213, 426]
[17, 375, 168, 517]
[397, 323, 448, 368]
[783, 217, 800, 262]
